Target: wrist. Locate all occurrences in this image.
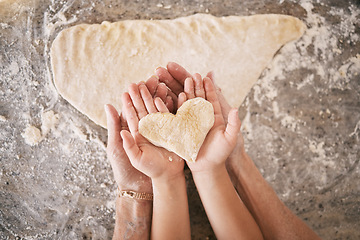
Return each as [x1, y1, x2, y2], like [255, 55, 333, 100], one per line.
[226, 148, 249, 175]
[192, 163, 227, 182]
[152, 171, 185, 186]
[117, 179, 153, 195]
[152, 171, 186, 197]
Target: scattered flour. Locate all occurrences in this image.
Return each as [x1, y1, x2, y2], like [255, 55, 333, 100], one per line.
[41, 110, 59, 136]
[22, 125, 42, 146]
[309, 140, 326, 159]
[280, 116, 298, 132]
[69, 123, 88, 142]
[349, 120, 360, 140]
[8, 61, 19, 76]
[21, 110, 59, 146]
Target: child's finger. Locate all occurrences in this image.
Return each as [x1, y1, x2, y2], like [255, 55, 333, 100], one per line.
[165, 95, 174, 113]
[119, 112, 129, 131]
[120, 130, 142, 167]
[166, 90, 178, 113]
[224, 108, 241, 143]
[178, 92, 187, 108]
[203, 77, 222, 116]
[193, 73, 205, 98]
[129, 83, 148, 119]
[139, 84, 158, 114]
[122, 92, 140, 134]
[154, 82, 168, 103]
[154, 97, 170, 113]
[145, 75, 159, 96]
[184, 77, 195, 99]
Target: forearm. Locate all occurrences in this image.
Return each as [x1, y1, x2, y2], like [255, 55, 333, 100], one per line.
[151, 173, 191, 240]
[113, 196, 153, 240]
[193, 164, 263, 240]
[228, 151, 320, 240]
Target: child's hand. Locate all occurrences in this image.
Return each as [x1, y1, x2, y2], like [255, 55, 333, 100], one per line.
[181, 74, 241, 173]
[120, 83, 184, 181]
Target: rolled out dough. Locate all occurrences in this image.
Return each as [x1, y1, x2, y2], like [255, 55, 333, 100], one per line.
[139, 97, 214, 162]
[50, 14, 305, 128]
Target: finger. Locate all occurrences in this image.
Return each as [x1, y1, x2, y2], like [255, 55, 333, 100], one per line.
[119, 112, 129, 131]
[167, 90, 178, 113]
[224, 109, 241, 143]
[216, 86, 231, 123]
[155, 66, 184, 95]
[154, 82, 168, 103]
[167, 62, 192, 86]
[206, 71, 215, 82]
[177, 92, 187, 108]
[105, 104, 121, 148]
[128, 83, 148, 119]
[165, 95, 174, 113]
[139, 84, 158, 114]
[121, 130, 142, 167]
[193, 73, 205, 98]
[184, 77, 195, 99]
[154, 97, 170, 113]
[122, 92, 140, 134]
[145, 75, 159, 96]
[203, 77, 224, 125]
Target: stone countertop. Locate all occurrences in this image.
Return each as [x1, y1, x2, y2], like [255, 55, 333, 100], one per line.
[0, 0, 359, 239]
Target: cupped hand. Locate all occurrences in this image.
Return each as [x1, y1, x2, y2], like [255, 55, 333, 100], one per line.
[120, 83, 184, 181]
[105, 75, 177, 193]
[105, 104, 152, 193]
[156, 62, 246, 170]
[177, 75, 241, 174]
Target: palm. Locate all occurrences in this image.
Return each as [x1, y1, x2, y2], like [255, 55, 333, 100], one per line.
[131, 133, 184, 179]
[187, 121, 236, 173]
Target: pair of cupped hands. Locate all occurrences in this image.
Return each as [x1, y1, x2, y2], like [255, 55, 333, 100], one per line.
[105, 62, 244, 194]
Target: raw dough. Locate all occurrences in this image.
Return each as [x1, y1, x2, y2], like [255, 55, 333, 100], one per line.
[139, 98, 214, 162]
[50, 14, 305, 128]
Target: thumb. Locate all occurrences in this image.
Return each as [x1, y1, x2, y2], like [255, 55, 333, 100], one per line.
[224, 108, 241, 143]
[120, 130, 142, 168]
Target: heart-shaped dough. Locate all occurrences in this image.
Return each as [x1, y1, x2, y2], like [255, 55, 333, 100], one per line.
[139, 98, 214, 162]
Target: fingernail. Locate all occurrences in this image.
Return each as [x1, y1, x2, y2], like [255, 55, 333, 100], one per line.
[155, 66, 162, 71]
[151, 74, 159, 80]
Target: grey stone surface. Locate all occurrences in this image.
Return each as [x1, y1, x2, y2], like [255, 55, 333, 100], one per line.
[0, 0, 359, 239]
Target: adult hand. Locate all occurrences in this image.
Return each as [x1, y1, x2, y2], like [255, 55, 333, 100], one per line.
[144, 75, 177, 113]
[105, 104, 152, 193]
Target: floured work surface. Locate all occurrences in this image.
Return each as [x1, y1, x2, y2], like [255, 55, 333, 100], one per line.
[50, 13, 305, 128]
[2, 1, 360, 239]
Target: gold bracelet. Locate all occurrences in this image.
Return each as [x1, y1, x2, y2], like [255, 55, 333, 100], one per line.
[117, 187, 153, 201]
